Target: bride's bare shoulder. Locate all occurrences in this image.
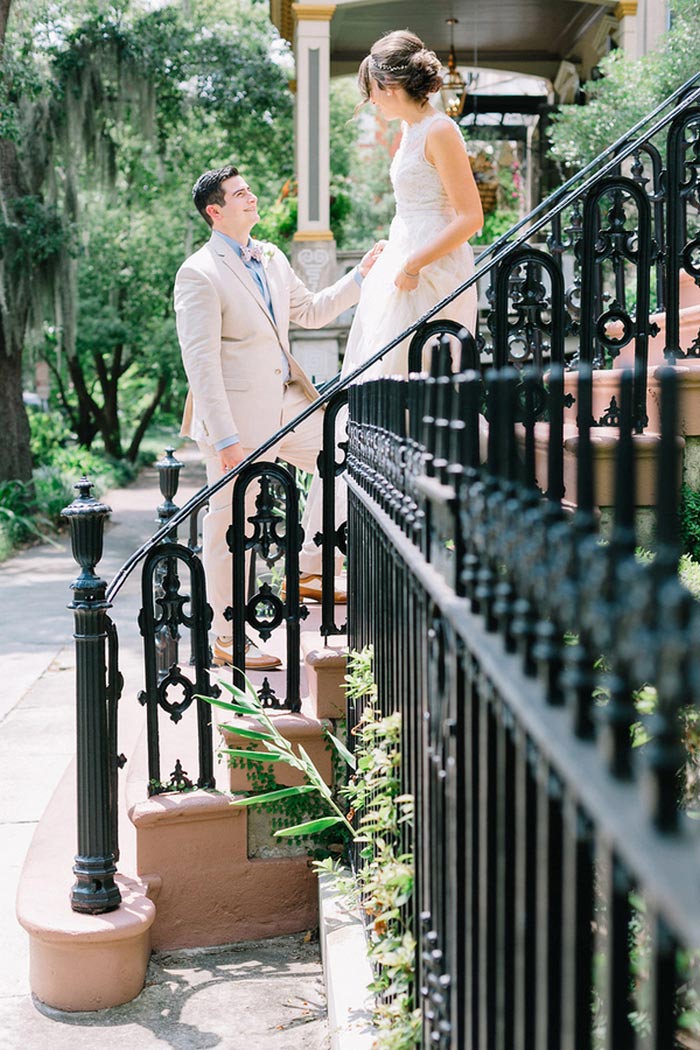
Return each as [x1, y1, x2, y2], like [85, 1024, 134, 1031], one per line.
[425, 115, 466, 162]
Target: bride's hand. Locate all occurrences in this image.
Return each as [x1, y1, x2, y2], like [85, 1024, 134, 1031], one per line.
[358, 239, 387, 277]
[395, 262, 420, 291]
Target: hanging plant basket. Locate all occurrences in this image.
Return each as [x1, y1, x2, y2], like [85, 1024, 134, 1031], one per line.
[469, 151, 499, 214]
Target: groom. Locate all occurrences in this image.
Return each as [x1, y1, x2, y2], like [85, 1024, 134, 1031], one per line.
[175, 165, 380, 670]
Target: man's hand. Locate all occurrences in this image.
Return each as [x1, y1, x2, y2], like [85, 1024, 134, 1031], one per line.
[358, 240, 387, 278]
[219, 443, 246, 472]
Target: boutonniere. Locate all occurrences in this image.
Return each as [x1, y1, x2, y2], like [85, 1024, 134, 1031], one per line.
[261, 243, 276, 269]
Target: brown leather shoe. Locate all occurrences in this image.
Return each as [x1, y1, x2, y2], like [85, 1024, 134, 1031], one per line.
[213, 636, 282, 671]
[297, 574, 347, 604]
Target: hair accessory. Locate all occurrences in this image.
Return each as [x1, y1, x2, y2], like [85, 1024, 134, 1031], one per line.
[370, 56, 409, 74]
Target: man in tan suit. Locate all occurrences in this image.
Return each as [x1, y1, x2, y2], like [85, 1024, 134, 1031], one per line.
[175, 165, 381, 669]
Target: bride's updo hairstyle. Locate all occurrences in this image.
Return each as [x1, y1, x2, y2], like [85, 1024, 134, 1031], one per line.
[358, 30, 443, 104]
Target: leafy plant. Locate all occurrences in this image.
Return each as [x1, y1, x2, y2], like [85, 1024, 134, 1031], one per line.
[202, 646, 419, 1047]
[336, 700, 419, 1049]
[679, 484, 700, 563]
[207, 676, 354, 840]
[0, 478, 58, 548]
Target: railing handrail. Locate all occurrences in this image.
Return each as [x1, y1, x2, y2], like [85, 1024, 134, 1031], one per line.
[105, 75, 700, 603]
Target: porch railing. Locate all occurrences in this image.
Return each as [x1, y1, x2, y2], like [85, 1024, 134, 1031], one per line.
[347, 362, 700, 1048]
[61, 70, 700, 951]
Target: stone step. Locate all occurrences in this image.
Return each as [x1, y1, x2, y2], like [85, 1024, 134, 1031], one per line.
[517, 420, 686, 545]
[128, 785, 317, 952]
[301, 630, 348, 721]
[219, 705, 334, 792]
[15, 756, 156, 1012]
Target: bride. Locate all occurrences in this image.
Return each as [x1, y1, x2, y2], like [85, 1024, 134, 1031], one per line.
[342, 29, 483, 381]
[298, 30, 484, 600]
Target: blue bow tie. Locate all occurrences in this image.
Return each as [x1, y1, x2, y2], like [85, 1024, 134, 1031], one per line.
[240, 241, 264, 264]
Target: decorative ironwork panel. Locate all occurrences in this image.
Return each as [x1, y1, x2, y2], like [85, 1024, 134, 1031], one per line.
[229, 462, 306, 711]
[138, 543, 216, 794]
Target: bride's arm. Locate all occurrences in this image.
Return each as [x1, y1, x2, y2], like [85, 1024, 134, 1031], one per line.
[395, 119, 483, 291]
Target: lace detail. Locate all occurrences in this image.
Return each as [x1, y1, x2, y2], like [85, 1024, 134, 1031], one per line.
[339, 105, 476, 383]
[390, 111, 460, 221]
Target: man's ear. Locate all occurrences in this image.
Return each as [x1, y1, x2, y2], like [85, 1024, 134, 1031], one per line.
[205, 203, 219, 224]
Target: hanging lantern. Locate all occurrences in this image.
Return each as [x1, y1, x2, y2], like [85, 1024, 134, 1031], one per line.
[441, 18, 468, 120]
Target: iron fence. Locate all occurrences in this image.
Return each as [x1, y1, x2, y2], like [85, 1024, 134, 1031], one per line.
[57, 79, 700, 1050]
[347, 362, 700, 1049]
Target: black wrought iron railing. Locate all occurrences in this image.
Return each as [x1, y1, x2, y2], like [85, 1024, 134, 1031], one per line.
[60, 72, 700, 928]
[103, 72, 700, 605]
[346, 361, 700, 1049]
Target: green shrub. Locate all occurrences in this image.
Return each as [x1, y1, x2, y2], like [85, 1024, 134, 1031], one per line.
[48, 447, 136, 492]
[27, 407, 72, 466]
[0, 478, 51, 547]
[32, 466, 74, 523]
[679, 483, 700, 562]
[0, 445, 138, 562]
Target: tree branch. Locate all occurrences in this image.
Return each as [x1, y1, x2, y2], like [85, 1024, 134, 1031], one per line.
[126, 373, 167, 463]
[45, 355, 78, 431]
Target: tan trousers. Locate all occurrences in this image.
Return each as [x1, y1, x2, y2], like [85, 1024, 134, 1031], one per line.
[200, 381, 344, 638]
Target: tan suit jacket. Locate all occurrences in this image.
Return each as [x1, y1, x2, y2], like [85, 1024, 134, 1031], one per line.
[175, 234, 360, 450]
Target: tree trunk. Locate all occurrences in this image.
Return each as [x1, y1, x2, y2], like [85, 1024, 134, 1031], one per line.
[66, 355, 100, 449]
[126, 374, 167, 463]
[93, 349, 122, 459]
[0, 88, 34, 483]
[0, 0, 11, 46]
[0, 327, 33, 483]
[0, 2, 34, 483]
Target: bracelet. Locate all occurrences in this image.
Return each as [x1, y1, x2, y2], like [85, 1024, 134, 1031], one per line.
[402, 266, 420, 279]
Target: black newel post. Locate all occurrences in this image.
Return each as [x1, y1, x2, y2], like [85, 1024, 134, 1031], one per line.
[156, 446, 183, 537]
[155, 447, 183, 676]
[63, 478, 121, 914]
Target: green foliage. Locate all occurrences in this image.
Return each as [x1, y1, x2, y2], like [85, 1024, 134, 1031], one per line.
[0, 479, 53, 547]
[679, 483, 700, 563]
[27, 407, 72, 465]
[0, 394, 145, 559]
[343, 643, 377, 705]
[318, 648, 418, 1049]
[203, 647, 418, 1046]
[471, 207, 520, 247]
[2, 0, 298, 475]
[206, 676, 354, 839]
[0, 197, 68, 271]
[549, 0, 700, 168]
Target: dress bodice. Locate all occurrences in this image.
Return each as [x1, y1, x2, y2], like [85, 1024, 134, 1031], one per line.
[390, 111, 458, 222]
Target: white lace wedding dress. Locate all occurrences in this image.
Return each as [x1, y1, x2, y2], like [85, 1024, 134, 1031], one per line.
[341, 109, 478, 381]
[300, 111, 479, 571]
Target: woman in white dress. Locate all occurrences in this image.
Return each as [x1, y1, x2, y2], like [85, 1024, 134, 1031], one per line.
[299, 31, 484, 600]
[342, 29, 484, 381]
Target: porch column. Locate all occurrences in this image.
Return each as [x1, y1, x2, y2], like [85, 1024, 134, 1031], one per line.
[292, 3, 336, 289]
[291, 2, 343, 384]
[615, 1, 639, 58]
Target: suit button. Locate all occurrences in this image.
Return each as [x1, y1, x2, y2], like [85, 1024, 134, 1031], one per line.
[274, 368, 282, 375]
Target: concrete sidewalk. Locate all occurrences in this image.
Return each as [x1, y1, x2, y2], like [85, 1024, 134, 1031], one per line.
[0, 447, 329, 1050]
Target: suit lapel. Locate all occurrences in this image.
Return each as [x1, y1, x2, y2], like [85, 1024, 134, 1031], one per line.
[266, 258, 287, 331]
[209, 235, 278, 332]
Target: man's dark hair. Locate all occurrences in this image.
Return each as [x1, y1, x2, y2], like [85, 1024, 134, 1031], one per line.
[192, 165, 239, 227]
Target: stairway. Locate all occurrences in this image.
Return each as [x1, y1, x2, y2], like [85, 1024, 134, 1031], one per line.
[16, 592, 348, 1010]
